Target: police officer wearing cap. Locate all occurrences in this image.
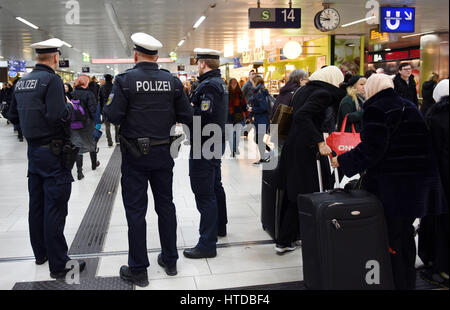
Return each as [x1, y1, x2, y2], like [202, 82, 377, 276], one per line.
[183, 48, 228, 259]
[8, 38, 86, 279]
[103, 33, 193, 287]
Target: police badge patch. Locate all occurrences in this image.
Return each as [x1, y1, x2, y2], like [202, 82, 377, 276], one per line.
[201, 100, 210, 112]
[106, 93, 114, 106]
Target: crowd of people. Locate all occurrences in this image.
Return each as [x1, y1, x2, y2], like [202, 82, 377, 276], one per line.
[265, 64, 448, 290]
[1, 52, 448, 289]
[1, 73, 118, 181]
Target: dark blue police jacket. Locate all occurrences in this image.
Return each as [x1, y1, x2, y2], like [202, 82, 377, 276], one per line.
[189, 69, 228, 150]
[8, 64, 72, 145]
[103, 61, 193, 140]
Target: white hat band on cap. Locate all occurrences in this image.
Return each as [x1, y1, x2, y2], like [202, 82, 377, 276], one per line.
[30, 38, 64, 54]
[194, 48, 221, 60]
[131, 32, 163, 55]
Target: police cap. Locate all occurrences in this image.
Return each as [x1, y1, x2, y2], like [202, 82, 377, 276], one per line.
[30, 38, 63, 55]
[131, 33, 163, 56]
[194, 48, 221, 61]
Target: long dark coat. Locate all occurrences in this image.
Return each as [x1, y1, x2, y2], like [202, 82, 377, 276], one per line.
[70, 87, 98, 153]
[420, 80, 437, 118]
[418, 96, 449, 273]
[338, 88, 447, 218]
[425, 96, 449, 200]
[279, 80, 345, 202]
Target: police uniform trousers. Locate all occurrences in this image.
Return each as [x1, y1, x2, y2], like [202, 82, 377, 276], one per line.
[385, 217, 417, 290]
[121, 144, 178, 272]
[27, 144, 73, 273]
[189, 153, 227, 252]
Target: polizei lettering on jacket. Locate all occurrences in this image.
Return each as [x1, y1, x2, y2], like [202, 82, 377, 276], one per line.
[136, 80, 171, 92]
[15, 79, 39, 91]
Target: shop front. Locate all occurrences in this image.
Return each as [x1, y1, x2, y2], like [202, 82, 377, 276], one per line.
[367, 46, 421, 93]
[262, 36, 330, 95]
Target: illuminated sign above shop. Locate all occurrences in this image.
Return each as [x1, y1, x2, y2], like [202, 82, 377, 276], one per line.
[368, 47, 420, 63]
[249, 8, 301, 29]
[370, 28, 389, 43]
[380, 7, 415, 33]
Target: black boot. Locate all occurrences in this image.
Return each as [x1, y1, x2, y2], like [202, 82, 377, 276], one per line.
[90, 152, 100, 170]
[18, 128, 24, 142]
[76, 155, 84, 180]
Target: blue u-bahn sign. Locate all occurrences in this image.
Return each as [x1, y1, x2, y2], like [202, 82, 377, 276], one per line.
[379, 7, 415, 33]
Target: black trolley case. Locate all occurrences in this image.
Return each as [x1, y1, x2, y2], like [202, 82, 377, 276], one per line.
[297, 154, 394, 290]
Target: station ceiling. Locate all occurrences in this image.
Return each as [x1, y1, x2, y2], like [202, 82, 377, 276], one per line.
[0, 0, 448, 73]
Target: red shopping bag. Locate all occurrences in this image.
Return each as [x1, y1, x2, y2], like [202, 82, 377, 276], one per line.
[326, 115, 361, 155]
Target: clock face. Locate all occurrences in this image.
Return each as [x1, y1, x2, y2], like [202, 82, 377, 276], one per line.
[318, 8, 340, 31]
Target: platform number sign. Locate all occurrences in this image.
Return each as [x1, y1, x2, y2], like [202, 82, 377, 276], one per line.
[249, 8, 301, 29]
[281, 9, 296, 23]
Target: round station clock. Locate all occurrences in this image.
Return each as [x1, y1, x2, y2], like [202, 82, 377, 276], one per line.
[314, 8, 340, 32]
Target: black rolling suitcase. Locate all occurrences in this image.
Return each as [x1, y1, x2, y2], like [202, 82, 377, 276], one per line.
[261, 159, 282, 240]
[297, 154, 394, 290]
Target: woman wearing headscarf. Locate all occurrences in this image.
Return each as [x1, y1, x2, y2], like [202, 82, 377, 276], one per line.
[331, 74, 447, 290]
[276, 66, 345, 254]
[336, 75, 367, 133]
[418, 79, 449, 288]
[71, 75, 100, 180]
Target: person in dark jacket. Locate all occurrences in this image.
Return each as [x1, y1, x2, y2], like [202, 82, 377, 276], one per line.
[64, 83, 73, 101]
[270, 69, 308, 119]
[226, 78, 248, 157]
[10, 78, 24, 141]
[276, 66, 345, 253]
[99, 74, 118, 146]
[331, 74, 447, 290]
[71, 75, 100, 180]
[393, 62, 419, 106]
[418, 79, 449, 289]
[88, 76, 100, 103]
[336, 75, 366, 133]
[248, 75, 271, 164]
[420, 72, 439, 117]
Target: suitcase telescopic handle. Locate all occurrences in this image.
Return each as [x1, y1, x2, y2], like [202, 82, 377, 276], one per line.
[316, 151, 341, 193]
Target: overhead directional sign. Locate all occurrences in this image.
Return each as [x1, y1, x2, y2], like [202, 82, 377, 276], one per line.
[379, 7, 415, 33]
[249, 8, 301, 29]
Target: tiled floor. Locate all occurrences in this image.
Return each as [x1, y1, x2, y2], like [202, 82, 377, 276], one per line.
[0, 118, 304, 290]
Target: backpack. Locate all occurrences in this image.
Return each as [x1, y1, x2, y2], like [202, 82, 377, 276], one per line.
[1, 103, 9, 119]
[70, 99, 87, 130]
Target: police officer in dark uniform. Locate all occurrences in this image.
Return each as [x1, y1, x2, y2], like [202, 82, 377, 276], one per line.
[103, 33, 193, 287]
[183, 48, 228, 259]
[8, 38, 85, 279]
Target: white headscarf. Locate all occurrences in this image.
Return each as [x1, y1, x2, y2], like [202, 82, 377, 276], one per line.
[364, 74, 395, 99]
[309, 66, 344, 88]
[433, 79, 449, 103]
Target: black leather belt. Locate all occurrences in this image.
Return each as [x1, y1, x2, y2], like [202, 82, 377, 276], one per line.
[132, 138, 171, 146]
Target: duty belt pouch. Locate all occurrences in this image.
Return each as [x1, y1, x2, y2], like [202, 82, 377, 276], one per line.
[137, 138, 151, 155]
[50, 140, 63, 156]
[62, 143, 79, 170]
[119, 136, 142, 158]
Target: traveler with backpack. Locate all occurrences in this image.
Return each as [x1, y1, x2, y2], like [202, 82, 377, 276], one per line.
[248, 75, 272, 164]
[70, 75, 100, 180]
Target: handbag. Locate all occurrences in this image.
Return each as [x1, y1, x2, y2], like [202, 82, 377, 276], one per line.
[326, 114, 361, 156]
[270, 87, 301, 139]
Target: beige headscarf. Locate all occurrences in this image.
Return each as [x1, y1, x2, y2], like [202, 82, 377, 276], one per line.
[365, 74, 395, 99]
[309, 65, 344, 88]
